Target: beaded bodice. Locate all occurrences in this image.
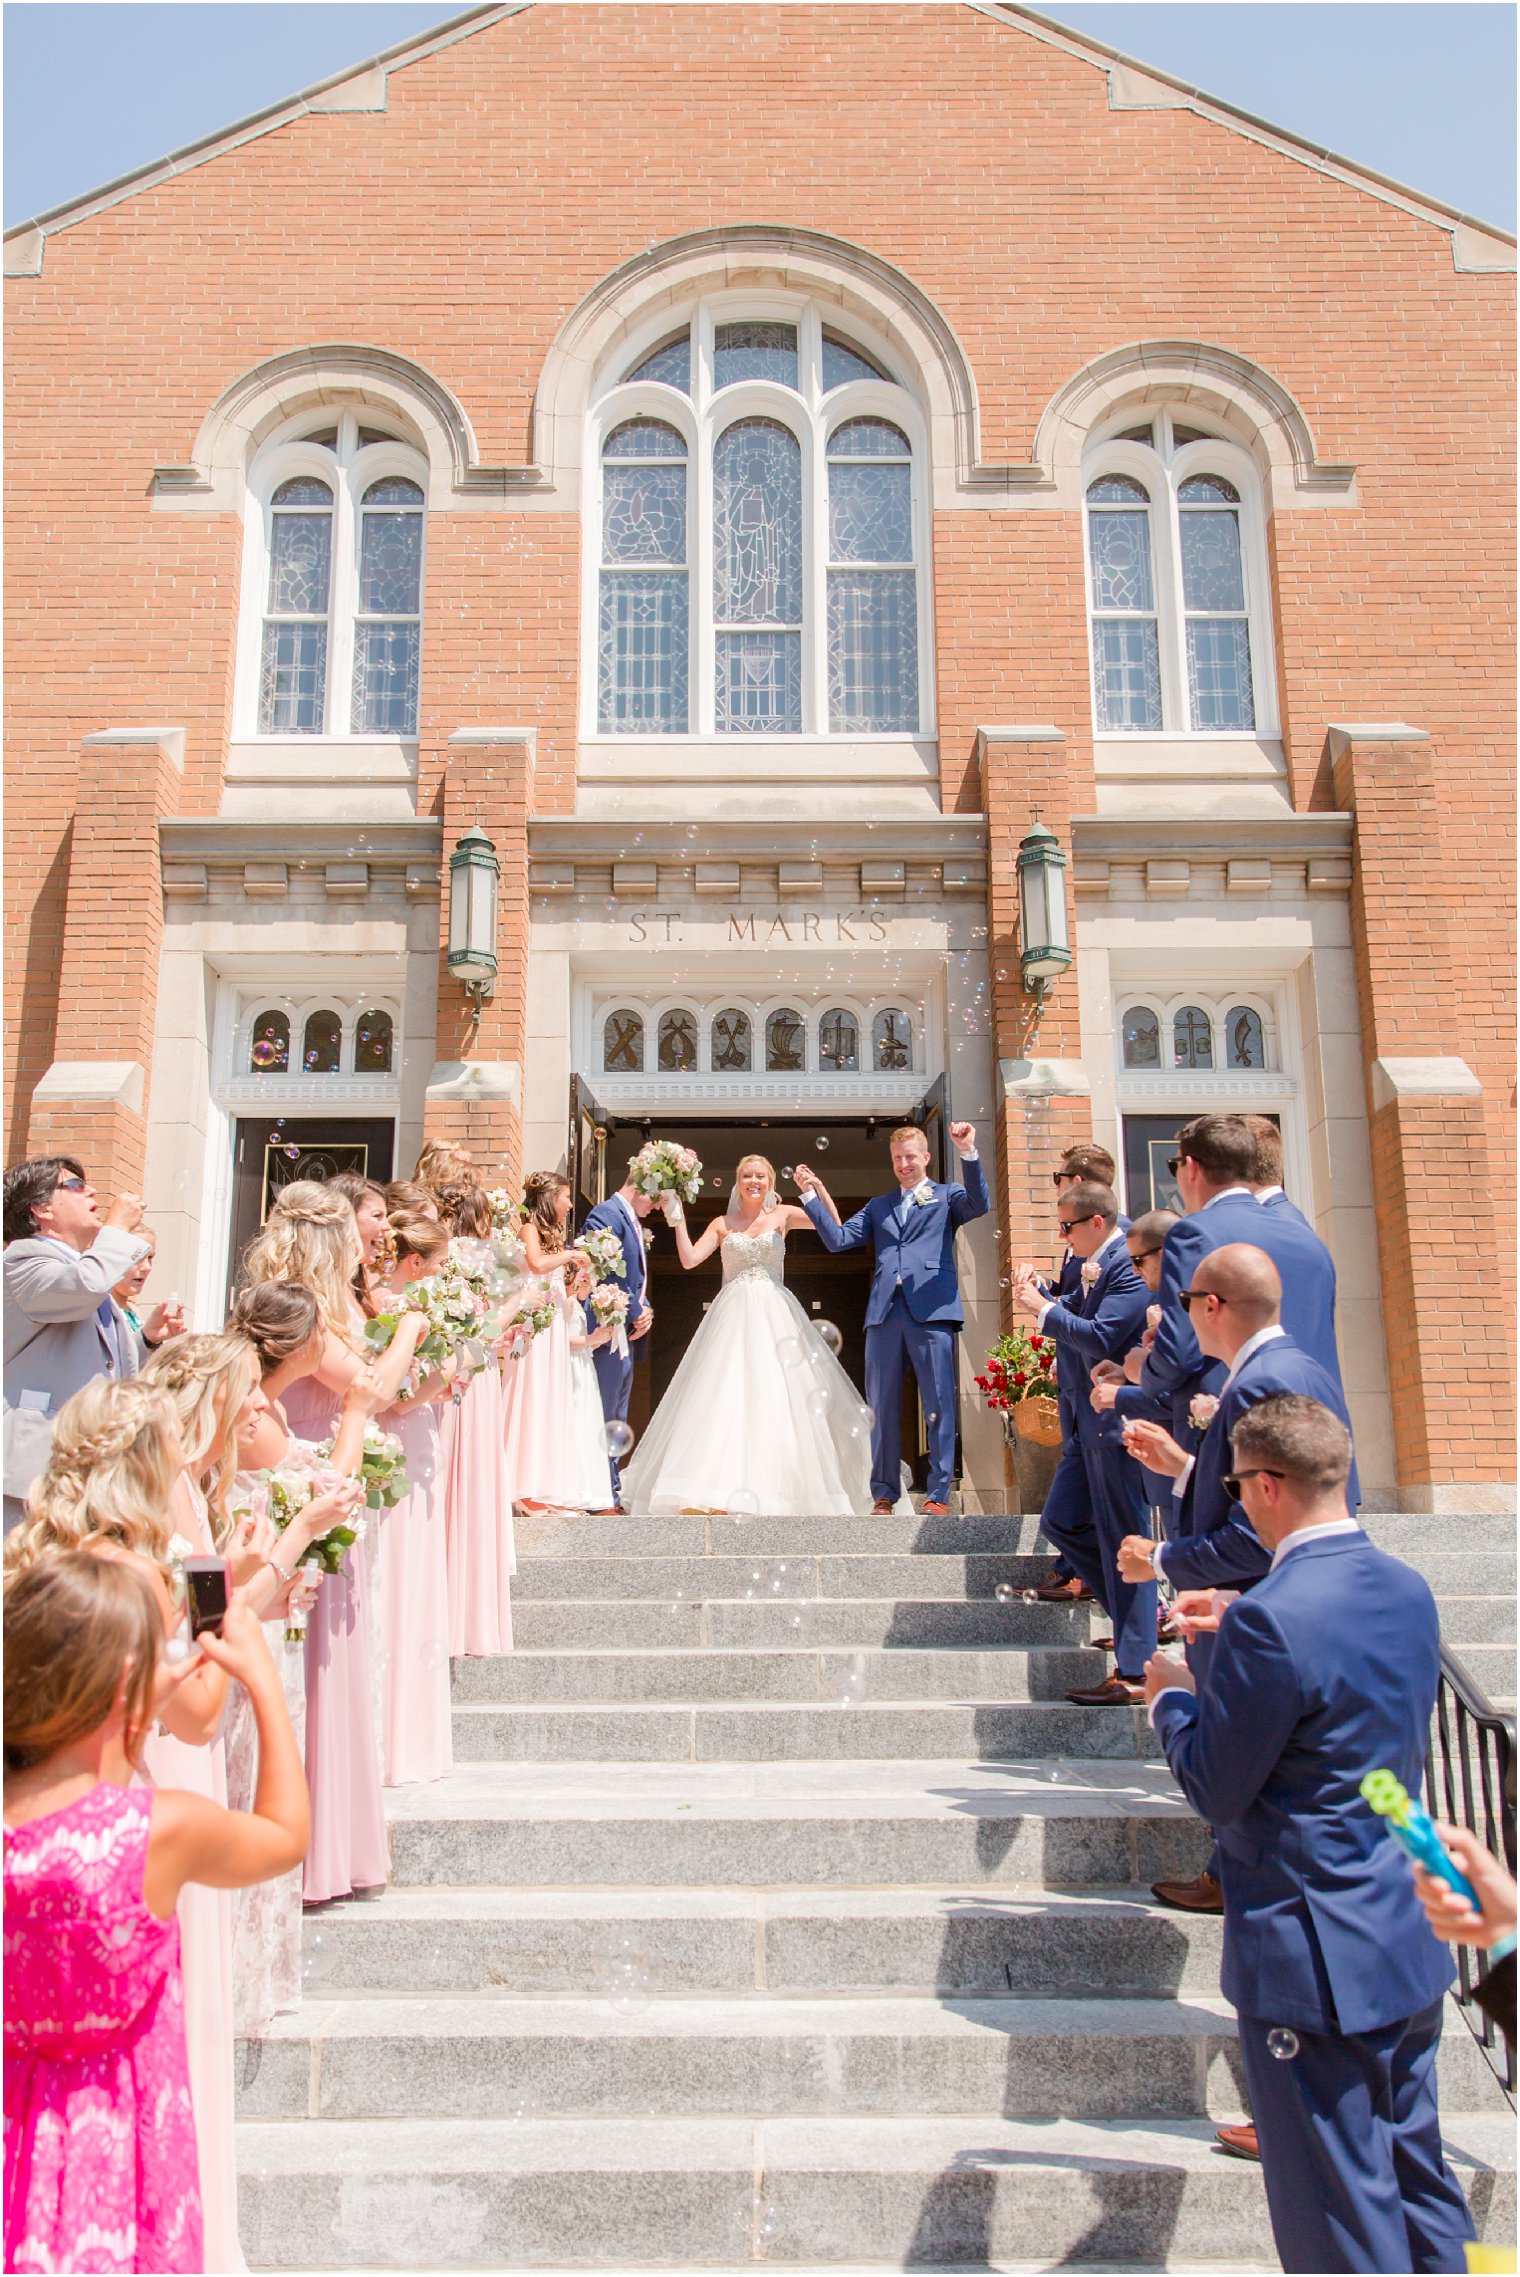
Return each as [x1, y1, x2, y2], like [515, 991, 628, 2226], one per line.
[721, 1226, 787, 1285]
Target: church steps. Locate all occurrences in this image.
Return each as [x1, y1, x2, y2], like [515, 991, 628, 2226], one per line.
[450, 1700, 1158, 1765]
[506, 1595, 1098, 1650]
[234, 2112, 1515, 2272]
[450, 1644, 1105, 1705]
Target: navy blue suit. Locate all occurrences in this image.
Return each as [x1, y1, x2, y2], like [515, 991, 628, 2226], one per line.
[578, 1194, 649, 1500]
[1153, 1534, 1473, 2273]
[805, 1155, 989, 1504]
[1036, 1236, 1154, 1676]
[1258, 1185, 1314, 1230]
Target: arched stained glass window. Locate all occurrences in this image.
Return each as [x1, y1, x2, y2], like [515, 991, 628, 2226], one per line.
[1173, 1006, 1214, 1069]
[1121, 1006, 1161, 1068]
[603, 1009, 644, 1072]
[302, 1010, 343, 1074]
[353, 478, 423, 734]
[1179, 475, 1254, 730]
[353, 1008, 394, 1074]
[1087, 475, 1160, 732]
[1226, 1005, 1266, 1069]
[827, 419, 917, 730]
[624, 331, 692, 393]
[765, 1008, 806, 1072]
[711, 1009, 751, 1072]
[818, 1009, 859, 1071]
[249, 1009, 290, 1074]
[599, 419, 689, 733]
[873, 1008, 912, 1071]
[260, 476, 333, 732]
[714, 321, 797, 390]
[713, 419, 803, 732]
[822, 330, 892, 389]
[657, 1008, 699, 1072]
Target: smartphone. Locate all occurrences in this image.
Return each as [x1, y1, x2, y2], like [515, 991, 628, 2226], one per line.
[182, 1556, 230, 1640]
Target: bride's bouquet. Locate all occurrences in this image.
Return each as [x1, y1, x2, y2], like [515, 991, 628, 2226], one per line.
[574, 1227, 628, 1284]
[628, 1138, 703, 1207]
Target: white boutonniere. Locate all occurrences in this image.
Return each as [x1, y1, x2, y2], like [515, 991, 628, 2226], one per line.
[1146, 1304, 1162, 1331]
[1080, 1260, 1102, 1289]
[1189, 1393, 1220, 1431]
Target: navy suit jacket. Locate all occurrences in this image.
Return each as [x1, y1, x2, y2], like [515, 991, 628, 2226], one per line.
[1259, 1187, 1313, 1230]
[578, 1195, 649, 1365]
[1130, 1192, 1342, 1424]
[806, 1155, 989, 1328]
[1040, 1237, 1151, 1448]
[1160, 1330, 1356, 1593]
[1153, 1532, 1454, 2034]
[1041, 1219, 1129, 1436]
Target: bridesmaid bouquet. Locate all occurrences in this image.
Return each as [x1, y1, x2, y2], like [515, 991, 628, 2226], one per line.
[589, 1283, 630, 1331]
[501, 1299, 557, 1363]
[574, 1227, 628, 1283]
[315, 1420, 409, 1512]
[628, 1138, 704, 1206]
[487, 1187, 526, 1237]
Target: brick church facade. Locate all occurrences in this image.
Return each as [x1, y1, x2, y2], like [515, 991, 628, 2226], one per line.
[5, 2, 1513, 1507]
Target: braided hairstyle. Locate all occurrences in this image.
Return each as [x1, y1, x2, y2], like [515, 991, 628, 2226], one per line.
[434, 1184, 493, 1239]
[139, 1331, 261, 1539]
[241, 1181, 362, 1342]
[7, 1379, 181, 1576]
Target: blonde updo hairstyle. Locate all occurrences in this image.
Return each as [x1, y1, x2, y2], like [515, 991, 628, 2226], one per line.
[139, 1331, 261, 1539]
[523, 1172, 572, 1253]
[8, 1379, 182, 1577]
[387, 1207, 450, 1272]
[241, 1180, 362, 1341]
[415, 1139, 478, 1192]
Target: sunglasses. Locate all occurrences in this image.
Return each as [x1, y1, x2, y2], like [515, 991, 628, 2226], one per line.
[1129, 1246, 1163, 1264]
[1057, 1214, 1098, 1236]
[1166, 1155, 1184, 1177]
[51, 1176, 88, 1195]
[1223, 1468, 1285, 1501]
[1178, 1289, 1227, 1312]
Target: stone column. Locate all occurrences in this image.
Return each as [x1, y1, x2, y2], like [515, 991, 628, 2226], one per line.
[422, 728, 535, 1185]
[1328, 723, 1510, 1506]
[26, 727, 184, 1195]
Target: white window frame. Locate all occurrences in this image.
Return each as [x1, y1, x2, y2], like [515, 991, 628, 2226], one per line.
[233, 411, 428, 741]
[593, 990, 920, 1080]
[582, 293, 933, 738]
[229, 986, 405, 1090]
[1082, 411, 1277, 739]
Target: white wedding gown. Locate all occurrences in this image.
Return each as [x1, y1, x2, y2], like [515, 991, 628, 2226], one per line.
[621, 1226, 874, 1517]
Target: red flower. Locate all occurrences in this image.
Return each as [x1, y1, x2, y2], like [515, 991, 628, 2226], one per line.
[1012, 1371, 1027, 1386]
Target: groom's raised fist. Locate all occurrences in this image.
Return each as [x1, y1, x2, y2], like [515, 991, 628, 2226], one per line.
[949, 1121, 976, 1155]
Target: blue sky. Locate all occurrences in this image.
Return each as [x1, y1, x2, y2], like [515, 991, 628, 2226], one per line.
[4, 2, 1514, 233]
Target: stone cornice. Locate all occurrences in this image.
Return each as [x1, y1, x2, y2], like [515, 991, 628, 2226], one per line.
[1071, 814, 1352, 860]
[160, 819, 442, 865]
[526, 817, 988, 861]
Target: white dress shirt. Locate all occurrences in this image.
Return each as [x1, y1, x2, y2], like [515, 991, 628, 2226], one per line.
[1270, 1515, 1362, 1568]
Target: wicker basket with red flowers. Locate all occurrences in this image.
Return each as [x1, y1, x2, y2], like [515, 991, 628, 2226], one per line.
[973, 1322, 1063, 1446]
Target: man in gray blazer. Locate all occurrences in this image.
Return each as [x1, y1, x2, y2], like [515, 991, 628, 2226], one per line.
[3, 1155, 169, 1527]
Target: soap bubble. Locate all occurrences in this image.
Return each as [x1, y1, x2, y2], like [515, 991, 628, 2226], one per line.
[727, 1488, 761, 1517]
[805, 1389, 829, 1419]
[839, 1650, 868, 1707]
[781, 1165, 794, 1182]
[251, 1039, 281, 1068]
[605, 1420, 636, 1460]
[605, 1937, 653, 2016]
[711, 1176, 723, 1188]
[508, 2094, 537, 2124]
[816, 1320, 843, 1355]
[778, 1338, 804, 1369]
[423, 1638, 449, 1674]
[815, 1136, 830, 1151]
[302, 1930, 336, 1989]
[994, 1582, 1016, 1604]
[1267, 2028, 1299, 2062]
[752, 2193, 781, 2241]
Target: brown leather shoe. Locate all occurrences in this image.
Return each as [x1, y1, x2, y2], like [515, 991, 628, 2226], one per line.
[1150, 1870, 1225, 1914]
[1214, 2122, 1260, 2162]
[923, 1500, 951, 1517]
[1065, 1674, 1145, 1705]
[871, 1499, 895, 1515]
[1090, 1634, 1114, 1653]
[1033, 1574, 1089, 1602]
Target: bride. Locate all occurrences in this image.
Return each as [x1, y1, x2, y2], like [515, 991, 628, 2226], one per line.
[620, 1154, 875, 1518]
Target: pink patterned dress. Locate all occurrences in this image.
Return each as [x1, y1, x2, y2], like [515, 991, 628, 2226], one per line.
[4, 1785, 202, 2274]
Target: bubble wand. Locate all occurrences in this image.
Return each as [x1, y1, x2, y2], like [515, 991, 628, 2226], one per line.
[1359, 1770, 1479, 1906]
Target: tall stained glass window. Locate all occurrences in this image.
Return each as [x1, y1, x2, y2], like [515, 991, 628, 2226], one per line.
[1179, 476, 1254, 730]
[1087, 475, 1161, 732]
[603, 1010, 644, 1072]
[827, 419, 917, 730]
[598, 419, 689, 733]
[818, 1009, 860, 1071]
[260, 477, 333, 732]
[352, 478, 423, 734]
[1227, 1006, 1266, 1068]
[713, 419, 803, 733]
[873, 1008, 912, 1072]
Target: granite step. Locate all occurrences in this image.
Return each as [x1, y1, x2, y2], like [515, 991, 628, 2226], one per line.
[379, 1760, 1211, 1892]
[509, 1552, 1062, 1602]
[449, 1644, 1106, 1706]
[298, 1884, 1227, 2000]
[234, 2111, 1516, 2270]
[451, 1697, 1159, 1764]
[504, 1594, 1098, 1650]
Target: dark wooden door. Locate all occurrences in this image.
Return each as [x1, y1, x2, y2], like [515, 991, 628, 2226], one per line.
[226, 1117, 396, 1311]
[1122, 1110, 1279, 1214]
[912, 1074, 951, 1179]
[568, 1076, 611, 1213]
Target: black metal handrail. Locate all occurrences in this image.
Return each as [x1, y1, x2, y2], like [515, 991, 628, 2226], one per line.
[1426, 1643, 1516, 2097]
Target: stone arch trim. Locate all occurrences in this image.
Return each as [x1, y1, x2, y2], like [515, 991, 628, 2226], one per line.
[1034, 339, 1358, 510]
[533, 225, 1002, 509]
[150, 343, 531, 515]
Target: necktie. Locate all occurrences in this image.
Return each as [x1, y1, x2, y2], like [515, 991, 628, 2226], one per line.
[97, 1299, 121, 1375]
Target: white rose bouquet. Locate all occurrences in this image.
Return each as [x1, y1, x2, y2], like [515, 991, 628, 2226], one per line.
[589, 1282, 630, 1332]
[487, 1187, 525, 1238]
[628, 1138, 703, 1207]
[574, 1227, 628, 1284]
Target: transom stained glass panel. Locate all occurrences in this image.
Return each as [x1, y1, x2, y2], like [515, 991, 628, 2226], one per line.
[603, 466, 687, 565]
[765, 1008, 806, 1072]
[827, 571, 917, 731]
[657, 1009, 699, 1072]
[302, 1010, 343, 1074]
[822, 332, 890, 389]
[1179, 506, 1246, 612]
[1121, 1006, 1160, 1067]
[829, 463, 911, 563]
[711, 1010, 751, 1071]
[1186, 619, 1254, 731]
[818, 1009, 859, 1071]
[829, 418, 910, 459]
[603, 1010, 645, 1072]
[272, 476, 334, 506]
[358, 509, 423, 615]
[713, 420, 802, 625]
[1087, 509, 1154, 613]
[1227, 1007, 1266, 1068]
[1173, 1006, 1213, 1069]
[1086, 474, 1149, 506]
[604, 419, 687, 459]
[1179, 474, 1240, 504]
[713, 322, 798, 391]
[624, 333, 692, 393]
[873, 1009, 912, 1071]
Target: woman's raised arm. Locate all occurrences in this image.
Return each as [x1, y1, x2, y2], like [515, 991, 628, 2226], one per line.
[665, 1200, 726, 1271]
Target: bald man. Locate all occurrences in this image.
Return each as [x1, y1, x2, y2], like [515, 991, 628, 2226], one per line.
[1118, 1242, 1356, 1913]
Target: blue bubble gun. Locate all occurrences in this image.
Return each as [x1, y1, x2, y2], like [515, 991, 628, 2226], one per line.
[1360, 1770, 1479, 1906]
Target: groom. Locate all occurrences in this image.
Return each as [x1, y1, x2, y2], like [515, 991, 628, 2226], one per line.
[797, 1122, 988, 1516]
[579, 1163, 655, 1511]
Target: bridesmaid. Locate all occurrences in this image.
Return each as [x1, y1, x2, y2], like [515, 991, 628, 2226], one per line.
[500, 1173, 584, 1516]
[414, 1137, 479, 1191]
[434, 1185, 515, 1656]
[240, 1184, 425, 1903]
[368, 1209, 455, 1784]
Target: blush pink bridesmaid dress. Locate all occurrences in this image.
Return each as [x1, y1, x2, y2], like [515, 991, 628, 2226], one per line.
[441, 1361, 515, 1656]
[499, 1273, 583, 1510]
[376, 1397, 454, 1786]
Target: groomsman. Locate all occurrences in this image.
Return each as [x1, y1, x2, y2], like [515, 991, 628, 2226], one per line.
[1030, 1143, 1120, 1605]
[1012, 1183, 1151, 1700]
[1239, 1113, 1313, 1227]
[1146, 1395, 1475, 2274]
[578, 1164, 656, 1512]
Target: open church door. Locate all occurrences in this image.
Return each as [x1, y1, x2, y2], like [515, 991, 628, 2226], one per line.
[568, 1076, 611, 1217]
[911, 1074, 951, 1179]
